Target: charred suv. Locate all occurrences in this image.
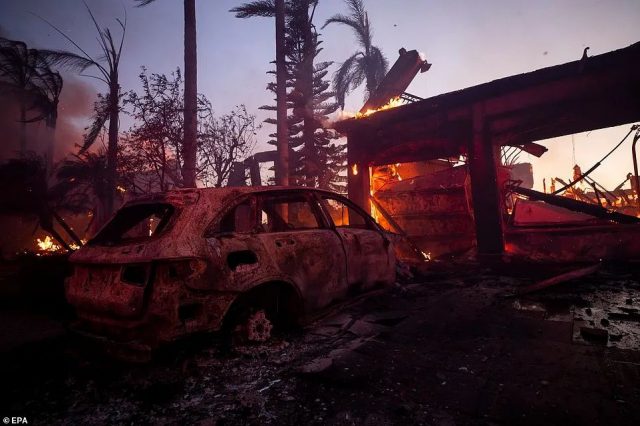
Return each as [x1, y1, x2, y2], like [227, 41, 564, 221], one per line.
[65, 187, 396, 355]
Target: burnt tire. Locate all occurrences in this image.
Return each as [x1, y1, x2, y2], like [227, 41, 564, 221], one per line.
[233, 308, 274, 344]
[222, 284, 300, 348]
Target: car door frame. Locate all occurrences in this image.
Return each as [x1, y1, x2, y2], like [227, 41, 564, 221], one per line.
[312, 191, 394, 293]
[251, 189, 349, 309]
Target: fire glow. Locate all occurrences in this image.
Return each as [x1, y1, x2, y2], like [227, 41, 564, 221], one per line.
[355, 97, 403, 118]
[34, 235, 87, 254]
[36, 235, 61, 253]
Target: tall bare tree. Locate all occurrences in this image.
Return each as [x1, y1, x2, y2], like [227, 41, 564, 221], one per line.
[135, 0, 198, 188]
[199, 104, 258, 187]
[123, 68, 191, 193]
[121, 68, 255, 191]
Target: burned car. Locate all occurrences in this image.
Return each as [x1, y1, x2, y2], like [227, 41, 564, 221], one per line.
[65, 187, 396, 355]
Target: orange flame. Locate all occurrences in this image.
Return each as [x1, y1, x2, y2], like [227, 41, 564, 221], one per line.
[355, 97, 403, 119]
[36, 236, 61, 253]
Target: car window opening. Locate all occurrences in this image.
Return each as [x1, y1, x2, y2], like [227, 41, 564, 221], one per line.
[219, 201, 253, 233]
[259, 196, 320, 232]
[321, 197, 368, 229]
[90, 203, 175, 246]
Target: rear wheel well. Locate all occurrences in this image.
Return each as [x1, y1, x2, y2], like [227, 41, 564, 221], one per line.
[223, 281, 303, 333]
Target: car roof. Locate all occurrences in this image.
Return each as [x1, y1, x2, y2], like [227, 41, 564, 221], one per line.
[124, 186, 348, 207]
[175, 186, 338, 194]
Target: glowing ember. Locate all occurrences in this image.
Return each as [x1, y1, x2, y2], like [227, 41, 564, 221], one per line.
[149, 217, 155, 236]
[36, 235, 61, 253]
[351, 164, 359, 175]
[421, 251, 432, 261]
[69, 239, 88, 251]
[355, 97, 403, 118]
[117, 185, 127, 193]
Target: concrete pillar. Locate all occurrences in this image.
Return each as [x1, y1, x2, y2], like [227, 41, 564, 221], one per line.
[467, 104, 505, 255]
[347, 134, 371, 213]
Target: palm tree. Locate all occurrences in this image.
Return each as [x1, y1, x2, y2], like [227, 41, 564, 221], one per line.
[39, 6, 126, 220]
[135, 0, 198, 188]
[322, 0, 388, 109]
[231, 0, 289, 185]
[0, 38, 48, 155]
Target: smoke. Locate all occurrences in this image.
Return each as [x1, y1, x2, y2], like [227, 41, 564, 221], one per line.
[54, 76, 97, 159]
[0, 75, 97, 163]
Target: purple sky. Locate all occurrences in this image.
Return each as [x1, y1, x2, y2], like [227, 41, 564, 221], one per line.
[1, 0, 639, 189]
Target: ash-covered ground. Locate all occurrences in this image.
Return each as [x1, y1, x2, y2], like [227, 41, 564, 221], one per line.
[2, 260, 640, 425]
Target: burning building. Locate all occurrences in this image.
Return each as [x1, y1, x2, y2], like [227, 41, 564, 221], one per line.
[337, 42, 640, 262]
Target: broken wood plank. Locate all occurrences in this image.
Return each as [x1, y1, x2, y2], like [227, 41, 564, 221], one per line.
[507, 185, 640, 224]
[516, 264, 601, 295]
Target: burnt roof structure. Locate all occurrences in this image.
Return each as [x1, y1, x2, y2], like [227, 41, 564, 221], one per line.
[337, 42, 640, 256]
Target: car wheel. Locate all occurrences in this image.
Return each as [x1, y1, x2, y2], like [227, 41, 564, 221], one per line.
[230, 307, 276, 346]
[244, 309, 273, 342]
[222, 284, 300, 349]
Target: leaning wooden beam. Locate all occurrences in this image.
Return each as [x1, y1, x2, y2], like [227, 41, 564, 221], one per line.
[516, 264, 601, 295]
[508, 185, 640, 224]
[53, 211, 83, 247]
[369, 195, 426, 261]
[369, 195, 405, 235]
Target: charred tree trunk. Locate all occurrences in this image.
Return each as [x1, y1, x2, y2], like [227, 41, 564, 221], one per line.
[182, 0, 198, 188]
[105, 78, 119, 221]
[275, 0, 289, 186]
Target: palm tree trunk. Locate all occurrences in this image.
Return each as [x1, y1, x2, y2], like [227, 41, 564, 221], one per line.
[46, 110, 57, 173]
[182, 0, 198, 188]
[301, 2, 316, 187]
[19, 102, 27, 156]
[275, 0, 289, 186]
[364, 53, 377, 101]
[105, 78, 119, 221]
